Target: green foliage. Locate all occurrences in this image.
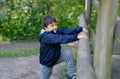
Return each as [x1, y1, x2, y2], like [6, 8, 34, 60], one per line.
[0, 0, 42, 41]
[59, 66, 68, 79]
[0, 0, 86, 41]
[0, 0, 120, 41]
[49, 0, 85, 28]
[90, 7, 97, 30]
[118, 0, 120, 16]
[0, 48, 39, 58]
[0, 0, 99, 41]
[0, 34, 10, 43]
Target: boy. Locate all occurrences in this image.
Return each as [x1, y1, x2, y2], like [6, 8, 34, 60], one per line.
[38, 16, 88, 79]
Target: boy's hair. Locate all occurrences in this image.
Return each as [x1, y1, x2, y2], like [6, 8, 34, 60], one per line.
[42, 16, 56, 29]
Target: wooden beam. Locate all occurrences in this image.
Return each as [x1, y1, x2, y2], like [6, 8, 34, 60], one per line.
[76, 14, 96, 79]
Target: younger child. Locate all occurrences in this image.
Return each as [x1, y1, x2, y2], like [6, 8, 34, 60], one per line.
[38, 16, 88, 79]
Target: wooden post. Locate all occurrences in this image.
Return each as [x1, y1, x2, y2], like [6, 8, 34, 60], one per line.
[76, 14, 96, 79]
[85, 0, 92, 24]
[94, 0, 119, 79]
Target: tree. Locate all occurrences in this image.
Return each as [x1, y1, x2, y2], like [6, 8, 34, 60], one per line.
[94, 0, 119, 79]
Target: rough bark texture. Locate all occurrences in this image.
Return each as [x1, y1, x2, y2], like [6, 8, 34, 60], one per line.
[76, 14, 96, 79]
[94, 0, 119, 79]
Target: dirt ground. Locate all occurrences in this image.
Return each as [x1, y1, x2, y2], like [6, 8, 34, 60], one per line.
[0, 42, 65, 79]
[0, 42, 120, 79]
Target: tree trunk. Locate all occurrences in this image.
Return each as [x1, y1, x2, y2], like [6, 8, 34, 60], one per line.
[76, 14, 96, 79]
[94, 0, 119, 79]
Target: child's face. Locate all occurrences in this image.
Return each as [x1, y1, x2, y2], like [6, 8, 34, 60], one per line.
[45, 22, 57, 33]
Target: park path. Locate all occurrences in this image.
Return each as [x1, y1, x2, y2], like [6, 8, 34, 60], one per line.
[0, 42, 66, 79]
[0, 55, 65, 79]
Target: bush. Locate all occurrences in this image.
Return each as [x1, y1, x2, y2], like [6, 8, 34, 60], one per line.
[0, 0, 98, 41]
[0, 0, 42, 41]
[0, 34, 10, 44]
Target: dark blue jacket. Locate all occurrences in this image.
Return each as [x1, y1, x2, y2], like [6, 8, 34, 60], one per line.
[38, 27, 83, 67]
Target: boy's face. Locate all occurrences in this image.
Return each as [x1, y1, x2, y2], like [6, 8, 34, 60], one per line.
[45, 22, 57, 33]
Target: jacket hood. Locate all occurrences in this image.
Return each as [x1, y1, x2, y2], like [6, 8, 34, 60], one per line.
[38, 29, 46, 41]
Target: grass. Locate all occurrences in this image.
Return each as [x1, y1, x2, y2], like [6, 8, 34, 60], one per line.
[59, 66, 68, 79]
[0, 48, 39, 58]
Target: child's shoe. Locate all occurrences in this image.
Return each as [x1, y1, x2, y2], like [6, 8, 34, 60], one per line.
[68, 74, 76, 79]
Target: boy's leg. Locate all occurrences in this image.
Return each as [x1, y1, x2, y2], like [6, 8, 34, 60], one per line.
[40, 64, 52, 79]
[55, 50, 76, 77]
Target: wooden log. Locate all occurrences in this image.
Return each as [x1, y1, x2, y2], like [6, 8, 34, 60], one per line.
[94, 0, 119, 79]
[76, 14, 96, 79]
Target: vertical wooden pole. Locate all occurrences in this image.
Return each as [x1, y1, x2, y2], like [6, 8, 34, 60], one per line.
[94, 0, 119, 79]
[85, 0, 92, 24]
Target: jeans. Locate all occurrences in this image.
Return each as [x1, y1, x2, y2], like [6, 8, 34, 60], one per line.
[40, 50, 76, 79]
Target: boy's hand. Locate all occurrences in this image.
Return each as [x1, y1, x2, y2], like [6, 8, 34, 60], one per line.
[77, 32, 89, 40]
[83, 28, 89, 34]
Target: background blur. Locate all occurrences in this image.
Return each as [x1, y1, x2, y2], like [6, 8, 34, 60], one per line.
[0, 0, 120, 42]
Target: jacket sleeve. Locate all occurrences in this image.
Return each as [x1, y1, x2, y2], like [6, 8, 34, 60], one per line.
[57, 26, 83, 35]
[40, 33, 78, 44]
